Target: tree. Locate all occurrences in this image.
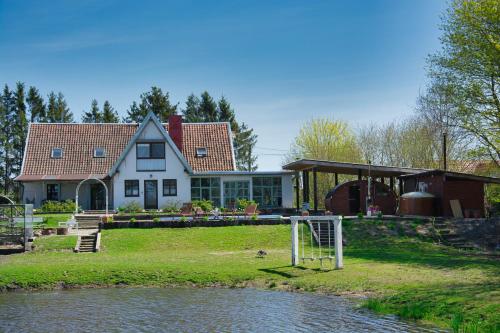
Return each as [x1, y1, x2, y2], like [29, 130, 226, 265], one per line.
[198, 91, 218, 122]
[125, 86, 177, 122]
[287, 117, 362, 205]
[0, 85, 15, 194]
[13, 82, 27, 187]
[102, 100, 119, 123]
[218, 96, 238, 132]
[182, 94, 201, 122]
[82, 99, 102, 123]
[46, 92, 73, 123]
[26, 86, 46, 122]
[428, 0, 500, 166]
[235, 123, 258, 171]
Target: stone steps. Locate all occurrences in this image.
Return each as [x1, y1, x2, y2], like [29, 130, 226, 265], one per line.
[75, 233, 97, 253]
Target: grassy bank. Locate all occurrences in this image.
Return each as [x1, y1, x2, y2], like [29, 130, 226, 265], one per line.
[0, 222, 498, 331]
[34, 213, 72, 228]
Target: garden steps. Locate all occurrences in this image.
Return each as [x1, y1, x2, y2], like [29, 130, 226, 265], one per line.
[75, 214, 101, 229]
[75, 233, 98, 253]
[308, 221, 336, 247]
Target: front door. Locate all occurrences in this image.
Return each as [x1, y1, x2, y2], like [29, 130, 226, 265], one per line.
[348, 184, 361, 214]
[90, 184, 105, 210]
[144, 180, 158, 210]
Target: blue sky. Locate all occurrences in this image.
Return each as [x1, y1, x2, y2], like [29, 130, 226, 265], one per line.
[0, 0, 446, 170]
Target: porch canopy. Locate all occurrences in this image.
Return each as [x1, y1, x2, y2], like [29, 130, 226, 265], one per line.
[282, 159, 427, 213]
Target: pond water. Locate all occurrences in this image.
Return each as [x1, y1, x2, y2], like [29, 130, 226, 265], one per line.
[0, 287, 442, 333]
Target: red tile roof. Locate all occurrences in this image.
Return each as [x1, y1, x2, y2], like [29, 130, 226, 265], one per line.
[17, 121, 235, 181]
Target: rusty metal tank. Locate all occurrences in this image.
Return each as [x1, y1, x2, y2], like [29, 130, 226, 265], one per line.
[399, 191, 435, 216]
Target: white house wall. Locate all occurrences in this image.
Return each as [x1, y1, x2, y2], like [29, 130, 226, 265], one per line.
[112, 119, 191, 209]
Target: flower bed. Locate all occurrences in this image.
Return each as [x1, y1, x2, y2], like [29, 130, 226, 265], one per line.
[101, 218, 289, 229]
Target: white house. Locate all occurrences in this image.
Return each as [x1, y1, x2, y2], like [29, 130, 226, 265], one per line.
[16, 112, 294, 211]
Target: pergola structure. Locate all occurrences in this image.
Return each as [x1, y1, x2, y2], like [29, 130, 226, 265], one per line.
[282, 159, 427, 213]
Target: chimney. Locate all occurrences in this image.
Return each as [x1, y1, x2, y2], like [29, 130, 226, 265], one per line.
[168, 115, 183, 152]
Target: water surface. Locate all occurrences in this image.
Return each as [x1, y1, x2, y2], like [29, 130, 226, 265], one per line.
[0, 287, 442, 332]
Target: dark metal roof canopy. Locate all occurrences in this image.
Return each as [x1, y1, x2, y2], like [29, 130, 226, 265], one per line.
[282, 159, 427, 177]
[399, 169, 500, 184]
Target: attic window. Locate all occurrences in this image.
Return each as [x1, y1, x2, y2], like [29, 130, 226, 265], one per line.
[196, 147, 207, 158]
[94, 147, 106, 158]
[51, 148, 63, 159]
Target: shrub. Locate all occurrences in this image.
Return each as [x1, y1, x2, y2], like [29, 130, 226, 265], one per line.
[192, 200, 213, 212]
[119, 201, 143, 214]
[357, 212, 364, 220]
[162, 203, 181, 214]
[377, 211, 383, 218]
[251, 214, 258, 221]
[236, 198, 257, 211]
[180, 216, 188, 222]
[40, 200, 76, 213]
[202, 216, 209, 222]
[129, 217, 137, 223]
[153, 217, 160, 223]
[103, 216, 113, 223]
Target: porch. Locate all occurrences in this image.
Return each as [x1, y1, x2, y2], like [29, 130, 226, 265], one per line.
[22, 179, 112, 211]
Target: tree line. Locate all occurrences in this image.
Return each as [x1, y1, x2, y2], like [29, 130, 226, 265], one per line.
[0, 84, 258, 197]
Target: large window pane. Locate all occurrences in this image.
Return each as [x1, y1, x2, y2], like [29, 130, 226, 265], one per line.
[151, 143, 165, 158]
[252, 177, 282, 208]
[137, 144, 149, 158]
[191, 177, 221, 207]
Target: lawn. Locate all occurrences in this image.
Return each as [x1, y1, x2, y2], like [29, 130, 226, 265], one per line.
[0, 223, 498, 331]
[34, 213, 72, 228]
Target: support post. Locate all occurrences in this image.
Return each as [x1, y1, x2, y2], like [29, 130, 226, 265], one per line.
[313, 168, 318, 214]
[334, 173, 338, 186]
[302, 171, 310, 208]
[291, 218, 299, 266]
[334, 216, 343, 269]
[295, 173, 300, 212]
[358, 169, 362, 181]
[390, 177, 394, 191]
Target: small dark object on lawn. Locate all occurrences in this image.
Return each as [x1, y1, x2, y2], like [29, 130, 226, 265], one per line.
[256, 250, 267, 258]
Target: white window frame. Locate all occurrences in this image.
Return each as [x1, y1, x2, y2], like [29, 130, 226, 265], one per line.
[196, 147, 207, 157]
[94, 147, 106, 158]
[51, 148, 63, 159]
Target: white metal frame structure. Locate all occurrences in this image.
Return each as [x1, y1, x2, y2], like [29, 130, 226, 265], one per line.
[290, 216, 343, 269]
[75, 177, 109, 215]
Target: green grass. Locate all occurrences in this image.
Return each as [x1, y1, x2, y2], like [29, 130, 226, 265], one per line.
[0, 223, 498, 331]
[34, 213, 72, 228]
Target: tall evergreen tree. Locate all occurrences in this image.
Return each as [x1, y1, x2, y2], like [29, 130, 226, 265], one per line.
[26, 86, 46, 122]
[125, 86, 177, 122]
[46, 92, 58, 122]
[1, 85, 16, 194]
[235, 123, 258, 171]
[217, 96, 238, 132]
[182, 94, 202, 122]
[13, 82, 28, 186]
[55, 92, 73, 123]
[82, 99, 102, 123]
[102, 100, 119, 123]
[199, 91, 218, 122]
[46, 92, 73, 123]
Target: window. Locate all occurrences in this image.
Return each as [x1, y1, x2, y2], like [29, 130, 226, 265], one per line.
[51, 148, 63, 159]
[163, 179, 177, 196]
[125, 180, 139, 197]
[196, 147, 207, 158]
[94, 147, 106, 158]
[46, 184, 60, 201]
[136, 142, 165, 159]
[191, 177, 220, 207]
[223, 181, 249, 208]
[252, 177, 282, 208]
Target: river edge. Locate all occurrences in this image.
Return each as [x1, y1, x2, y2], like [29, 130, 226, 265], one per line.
[1, 280, 449, 331]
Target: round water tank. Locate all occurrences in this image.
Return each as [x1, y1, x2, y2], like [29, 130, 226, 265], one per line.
[399, 192, 435, 216]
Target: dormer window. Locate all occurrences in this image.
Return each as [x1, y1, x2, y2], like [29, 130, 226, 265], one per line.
[51, 148, 63, 159]
[196, 147, 207, 158]
[94, 147, 106, 158]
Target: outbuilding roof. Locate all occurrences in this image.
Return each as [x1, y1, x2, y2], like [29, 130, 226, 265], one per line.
[16, 120, 235, 181]
[399, 169, 500, 184]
